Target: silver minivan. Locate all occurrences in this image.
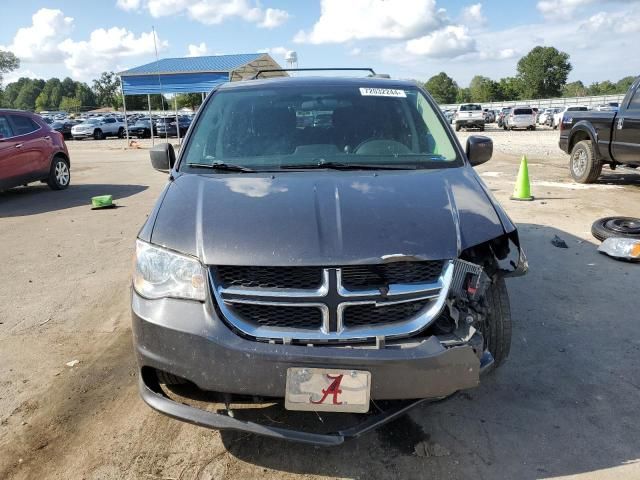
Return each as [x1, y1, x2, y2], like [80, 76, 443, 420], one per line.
[504, 106, 536, 131]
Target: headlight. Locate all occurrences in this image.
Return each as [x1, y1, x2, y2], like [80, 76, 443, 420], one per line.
[133, 240, 206, 300]
[598, 238, 640, 262]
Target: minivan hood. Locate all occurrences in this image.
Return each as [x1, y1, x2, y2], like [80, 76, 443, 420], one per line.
[150, 168, 506, 266]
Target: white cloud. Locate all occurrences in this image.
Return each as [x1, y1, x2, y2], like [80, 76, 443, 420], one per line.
[349, 47, 362, 56]
[187, 42, 210, 57]
[461, 3, 486, 25]
[405, 25, 476, 58]
[479, 48, 518, 60]
[4, 8, 73, 63]
[259, 8, 290, 28]
[140, 0, 289, 27]
[258, 46, 289, 57]
[580, 9, 640, 33]
[116, 0, 142, 11]
[60, 28, 167, 78]
[294, 0, 447, 44]
[537, 0, 640, 20]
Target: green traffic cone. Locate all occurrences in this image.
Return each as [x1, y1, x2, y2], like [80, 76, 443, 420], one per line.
[511, 155, 534, 201]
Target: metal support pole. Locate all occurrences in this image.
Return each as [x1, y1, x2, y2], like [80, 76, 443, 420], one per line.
[119, 76, 129, 144]
[148, 94, 154, 146]
[175, 96, 180, 146]
[201, 92, 205, 103]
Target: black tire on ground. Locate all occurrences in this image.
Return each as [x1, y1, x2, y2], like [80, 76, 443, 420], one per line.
[118, 127, 125, 138]
[93, 129, 104, 140]
[455, 123, 461, 132]
[482, 277, 512, 367]
[531, 126, 536, 131]
[479, 125, 485, 131]
[591, 217, 640, 242]
[569, 140, 602, 184]
[47, 156, 70, 190]
[503, 125, 508, 131]
[156, 370, 187, 386]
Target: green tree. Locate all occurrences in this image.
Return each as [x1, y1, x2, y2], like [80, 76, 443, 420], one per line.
[456, 87, 472, 103]
[61, 77, 76, 98]
[497, 77, 522, 101]
[563, 81, 587, 97]
[424, 72, 458, 104]
[59, 96, 81, 114]
[469, 75, 500, 102]
[74, 83, 97, 110]
[93, 71, 122, 108]
[616, 76, 636, 94]
[14, 79, 44, 110]
[0, 50, 19, 86]
[516, 46, 572, 99]
[588, 80, 617, 96]
[35, 78, 63, 111]
[176, 93, 203, 110]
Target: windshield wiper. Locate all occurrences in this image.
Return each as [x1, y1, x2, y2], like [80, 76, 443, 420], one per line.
[187, 162, 255, 173]
[280, 161, 416, 171]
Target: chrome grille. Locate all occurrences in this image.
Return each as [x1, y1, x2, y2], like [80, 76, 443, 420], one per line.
[211, 261, 454, 343]
[343, 300, 432, 327]
[341, 261, 444, 290]
[217, 265, 322, 289]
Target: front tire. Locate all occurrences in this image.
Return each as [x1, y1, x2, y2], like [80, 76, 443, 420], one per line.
[93, 129, 104, 140]
[569, 140, 602, 184]
[47, 156, 70, 190]
[455, 123, 461, 132]
[118, 127, 125, 138]
[482, 277, 512, 367]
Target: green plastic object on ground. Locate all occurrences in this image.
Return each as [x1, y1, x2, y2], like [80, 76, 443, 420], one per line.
[91, 195, 114, 209]
[511, 155, 534, 201]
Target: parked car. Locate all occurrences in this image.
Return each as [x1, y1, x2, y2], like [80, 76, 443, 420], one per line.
[594, 103, 619, 112]
[50, 120, 76, 140]
[71, 117, 125, 140]
[559, 76, 640, 183]
[496, 107, 510, 128]
[133, 74, 527, 445]
[503, 106, 536, 131]
[155, 116, 191, 137]
[537, 108, 554, 125]
[130, 117, 158, 138]
[553, 106, 589, 129]
[483, 109, 494, 123]
[454, 103, 485, 131]
[0, 109, 71, 191]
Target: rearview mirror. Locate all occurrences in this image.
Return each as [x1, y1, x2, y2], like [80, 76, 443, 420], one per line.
[466, 136, 493, 166]
[150, 143, 176, 172]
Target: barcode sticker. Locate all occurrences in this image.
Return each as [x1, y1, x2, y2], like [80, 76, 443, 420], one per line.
[359, 88, 406, 98]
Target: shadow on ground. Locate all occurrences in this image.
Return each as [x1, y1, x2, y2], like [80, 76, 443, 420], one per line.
[218, 223, 640, 480]
[0, 183, 148, 217]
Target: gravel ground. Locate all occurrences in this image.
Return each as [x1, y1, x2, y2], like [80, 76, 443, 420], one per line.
[1, 130, 640, 479]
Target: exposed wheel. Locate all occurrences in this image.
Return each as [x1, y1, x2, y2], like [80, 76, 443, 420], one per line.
[503, 124, 508, 131]
[531, 125, 536, 131]
[591, 217, 640, 242]
[479, 125, 485, 132]
[118, 127, 125, 138]
[455, 123, 461, 132]
[481, 277, 512, 368]
[569, 140, 602, 183]
[156, 370, 187, 386]
[93, 129, 104, 140]
[47, 156, 70, 190]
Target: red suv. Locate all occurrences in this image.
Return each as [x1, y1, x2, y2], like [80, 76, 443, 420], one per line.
[0, 109, 70, 191]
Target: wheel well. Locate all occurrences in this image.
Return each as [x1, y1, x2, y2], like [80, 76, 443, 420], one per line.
[569, 131, 592, 152]
[53, 152, 70, 167]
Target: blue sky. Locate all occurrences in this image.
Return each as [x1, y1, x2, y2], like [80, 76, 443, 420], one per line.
[1, 0, 638, 86]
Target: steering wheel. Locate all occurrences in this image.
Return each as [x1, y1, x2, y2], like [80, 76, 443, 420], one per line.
[353, 139, 412, 155]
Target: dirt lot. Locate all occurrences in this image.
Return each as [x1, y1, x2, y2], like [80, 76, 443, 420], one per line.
[1, 125, 640, 479]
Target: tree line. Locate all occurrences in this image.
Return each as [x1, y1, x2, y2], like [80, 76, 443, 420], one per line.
[0, 50, 204, 113]
[424, 46, 635, 105]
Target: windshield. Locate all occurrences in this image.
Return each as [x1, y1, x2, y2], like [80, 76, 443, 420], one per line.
[460, 104, 482, 111]
[85, 119, 100, 125]
[180, 85, 459, 171]
[513, 108, 532, 115]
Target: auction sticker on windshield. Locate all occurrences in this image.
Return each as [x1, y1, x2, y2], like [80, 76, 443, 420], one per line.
[359, 87, 406, 98]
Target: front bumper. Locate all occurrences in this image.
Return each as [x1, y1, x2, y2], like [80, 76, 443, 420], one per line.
[72, 131, 93, 138]
[132, 291, 485, 443]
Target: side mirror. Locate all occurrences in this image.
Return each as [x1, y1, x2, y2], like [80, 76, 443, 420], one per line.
[150, 143, 176, 172]
[466, 136, 493, 167]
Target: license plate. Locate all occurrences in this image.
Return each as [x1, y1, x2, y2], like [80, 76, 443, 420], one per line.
[285, 368, 371, 413]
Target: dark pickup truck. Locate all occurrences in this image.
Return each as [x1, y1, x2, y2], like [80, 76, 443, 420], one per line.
[560, 76, 640, 183]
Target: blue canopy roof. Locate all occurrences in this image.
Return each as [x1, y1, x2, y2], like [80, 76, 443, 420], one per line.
[118, 53, 265, 95]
